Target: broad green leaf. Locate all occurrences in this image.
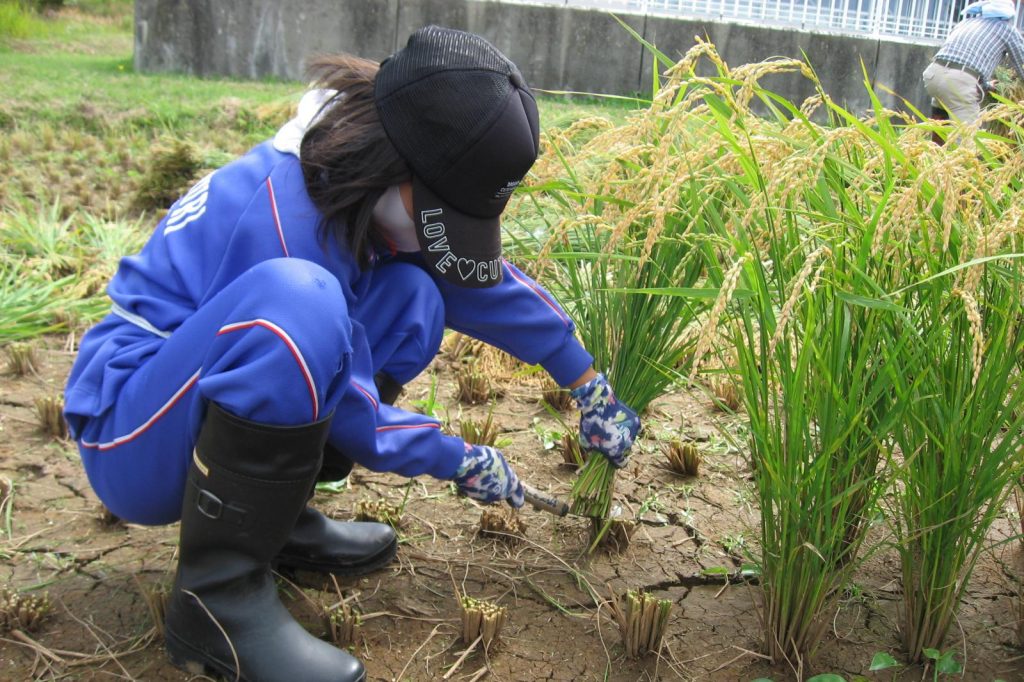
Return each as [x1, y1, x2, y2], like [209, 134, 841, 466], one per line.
[935, 652, 962, 675]
[868, 652, 900, 671]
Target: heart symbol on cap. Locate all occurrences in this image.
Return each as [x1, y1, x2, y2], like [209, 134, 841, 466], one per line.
[457, 258, 476, 280]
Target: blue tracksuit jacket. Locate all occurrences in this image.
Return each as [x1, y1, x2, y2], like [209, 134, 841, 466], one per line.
[63, 140, 592, 524]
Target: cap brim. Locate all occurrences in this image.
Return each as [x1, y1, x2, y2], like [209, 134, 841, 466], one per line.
[412, 176, 503, 288]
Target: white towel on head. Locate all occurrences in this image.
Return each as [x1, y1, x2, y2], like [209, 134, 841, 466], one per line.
[273, 89, 339, 158]
[962, 0, 1017, 20]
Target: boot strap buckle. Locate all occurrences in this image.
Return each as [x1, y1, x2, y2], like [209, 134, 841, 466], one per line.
[196, 489, 223, 519]
[192, 482, 249, 526]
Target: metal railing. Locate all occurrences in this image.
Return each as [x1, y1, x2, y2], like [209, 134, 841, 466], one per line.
[507, 0, 1024, 43]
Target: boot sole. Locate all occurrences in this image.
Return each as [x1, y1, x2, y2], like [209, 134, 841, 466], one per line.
[274, 535, 398, 578]
[166, 629, 367, 682]
[165, 628, 242, 680]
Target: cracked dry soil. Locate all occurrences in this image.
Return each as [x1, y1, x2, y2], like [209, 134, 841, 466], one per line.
[1, 337, 1023, 681]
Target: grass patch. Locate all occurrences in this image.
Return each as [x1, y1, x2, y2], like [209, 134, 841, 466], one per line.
[0, 1, 52, 40]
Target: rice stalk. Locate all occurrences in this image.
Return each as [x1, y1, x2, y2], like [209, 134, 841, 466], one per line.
[478, 507, 527, 545]
[458, 404, 501, 447]
[353, 498, 402, 529]
[540, 376, 574, 412]
[323, 598, 362, 652]
[664, 437, 701, 476]
[0, 587, 51, 634]
[589, 516, 636, 553]
[610, 589, 673, 658]
[4, 342, 37, 376]
[455, 362, 491, 405]
[459, 596, 506, 647]
[35, 395, 67, 439]
[559, 427, 584, 468]
[135, 579, 169, 638]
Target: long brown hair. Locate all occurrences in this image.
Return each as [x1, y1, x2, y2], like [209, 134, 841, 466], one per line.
[299, 55, 409, 268]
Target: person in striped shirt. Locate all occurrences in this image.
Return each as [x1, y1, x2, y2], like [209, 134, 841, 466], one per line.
[924, 0, 1024, 125]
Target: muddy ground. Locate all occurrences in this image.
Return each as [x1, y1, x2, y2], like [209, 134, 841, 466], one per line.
[1, 336, 1023, 681]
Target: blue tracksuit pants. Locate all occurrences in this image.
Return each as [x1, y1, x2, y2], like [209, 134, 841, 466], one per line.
[77, 259, 443, 525]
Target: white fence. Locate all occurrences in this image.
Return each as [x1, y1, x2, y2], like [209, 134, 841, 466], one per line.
[507, 0, 1024, 43]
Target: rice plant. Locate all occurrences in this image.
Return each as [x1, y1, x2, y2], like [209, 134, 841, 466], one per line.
[649, 42, 907, 666]
[519, 46, 719, 521]
[884, 261, 1024, 661]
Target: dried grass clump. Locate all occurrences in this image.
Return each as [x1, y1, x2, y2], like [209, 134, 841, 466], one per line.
[254, 99, 297, 129]
[5, 343, 37, 376]
[35, 395, 67, 439]
[136, 580, 169, 638]
[460, 596, 507, 647]
[0, 587, 52, 634]
[131, 140, 201, 212]
[459, 408, 501, 447]
[353, 498, 402, 528]
[478, 507, 527, 544]
[455, 364, 491, 405]
[559, 428, 584, 468]
[664, 438, 701, 476]
[323, 599, 362, 652]
[612, 589, 673, 658]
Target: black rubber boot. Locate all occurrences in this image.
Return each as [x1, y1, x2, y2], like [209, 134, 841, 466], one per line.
[164, 402, 365, 682]
[276, 506, 397, 577]
[274, 371, 404, 577]
[374, 371, 404, 406]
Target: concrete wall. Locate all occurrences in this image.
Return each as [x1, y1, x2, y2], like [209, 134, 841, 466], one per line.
[135, 0, 935, 116]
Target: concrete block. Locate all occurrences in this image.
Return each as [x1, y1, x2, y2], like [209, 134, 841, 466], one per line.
[132, 0, 936, 114]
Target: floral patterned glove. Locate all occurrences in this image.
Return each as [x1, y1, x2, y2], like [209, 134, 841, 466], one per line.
[453, 444, 525, 508]
[571, 373, 641, 468]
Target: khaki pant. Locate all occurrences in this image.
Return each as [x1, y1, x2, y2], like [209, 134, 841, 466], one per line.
[923, 61, 984, 124]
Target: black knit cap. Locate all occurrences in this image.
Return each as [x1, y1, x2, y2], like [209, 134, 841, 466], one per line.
[375, 26, 540, 288]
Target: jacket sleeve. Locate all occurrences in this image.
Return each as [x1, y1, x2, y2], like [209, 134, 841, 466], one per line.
[438, 259, 594, 387]
[325, 319, 467, 480]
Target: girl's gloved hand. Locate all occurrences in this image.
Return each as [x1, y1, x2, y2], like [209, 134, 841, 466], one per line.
[453, 444, 525, 508]
[571, 373, 641, 468]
